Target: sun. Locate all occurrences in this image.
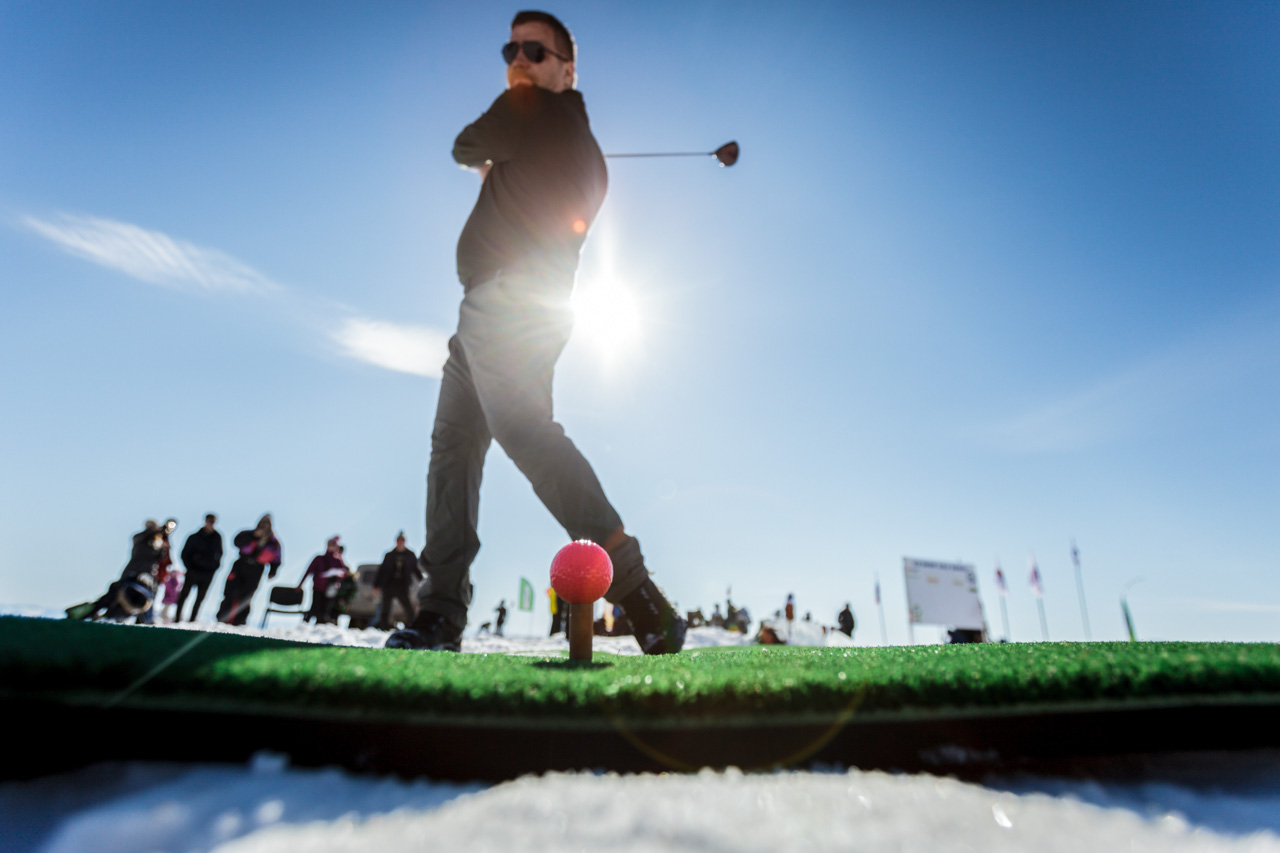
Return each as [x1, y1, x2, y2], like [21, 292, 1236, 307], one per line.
[571, 279, 641, 359]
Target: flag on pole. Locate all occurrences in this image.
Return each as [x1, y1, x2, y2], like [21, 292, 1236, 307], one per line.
[1029, 557, 1044, 598]
[874, 577, 881, 605]
[518, 577, 534, 612]
[1072, 542, 1081, 569]
[995, 565, 1008, 596]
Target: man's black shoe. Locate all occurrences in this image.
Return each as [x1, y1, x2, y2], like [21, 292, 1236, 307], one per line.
[385, 611, 462, 652]
[619, 577, 687, 655]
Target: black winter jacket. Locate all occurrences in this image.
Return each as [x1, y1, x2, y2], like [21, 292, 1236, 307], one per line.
[181, 528, 224, 576]
[453, 85, 607, 287]
[375, 548, 422, 589]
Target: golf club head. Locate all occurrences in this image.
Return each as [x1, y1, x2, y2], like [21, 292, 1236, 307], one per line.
[713, 141, 739, 167]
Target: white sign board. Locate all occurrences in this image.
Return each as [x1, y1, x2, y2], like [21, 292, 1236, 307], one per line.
[903, 558, 985, 630]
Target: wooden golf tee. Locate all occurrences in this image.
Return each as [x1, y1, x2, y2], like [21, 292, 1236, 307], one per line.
[550, 540, 612, 663]
[569, 601, 594, 662]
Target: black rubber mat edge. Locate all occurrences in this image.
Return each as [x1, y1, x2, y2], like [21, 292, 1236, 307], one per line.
[10, 694, 1280, 782]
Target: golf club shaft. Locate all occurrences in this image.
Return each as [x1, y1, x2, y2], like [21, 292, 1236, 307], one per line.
[604, 152, 712, 158]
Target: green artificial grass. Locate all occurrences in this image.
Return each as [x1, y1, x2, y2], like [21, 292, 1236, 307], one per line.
[4, 616, 1280, 726]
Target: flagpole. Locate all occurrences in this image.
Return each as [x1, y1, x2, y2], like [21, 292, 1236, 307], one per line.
[1121, 576, 1143, 642]
[875, 573, 887, 645]
[1029, 555, 1049, 641]
[1071, 538, 1091, 640]
[995, 562, 1011, 641]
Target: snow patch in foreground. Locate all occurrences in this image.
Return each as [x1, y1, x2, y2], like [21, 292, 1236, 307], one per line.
[9, 758, 1280, 853]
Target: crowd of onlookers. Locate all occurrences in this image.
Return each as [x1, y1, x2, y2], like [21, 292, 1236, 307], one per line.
[686, 592, 857, 644]
[70, 518, 859, 645]
[68, 515, 428, 631]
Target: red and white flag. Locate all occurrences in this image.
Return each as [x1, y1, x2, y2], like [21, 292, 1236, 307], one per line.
[995, 565, 1008, 596]
[1029, 557, 1044, 598]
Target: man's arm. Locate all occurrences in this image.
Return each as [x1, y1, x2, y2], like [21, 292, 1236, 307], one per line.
[452, 90, 527, 171]
[374, 552, 396, 590]
[299, 556, 320, 586]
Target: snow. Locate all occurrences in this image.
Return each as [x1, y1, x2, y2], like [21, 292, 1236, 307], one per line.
[8, 756, 1280, 853]
[4, 610, 1279, 852]
[152, 616, 768, 654]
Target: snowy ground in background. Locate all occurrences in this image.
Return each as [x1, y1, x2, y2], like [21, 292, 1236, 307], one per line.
[0, 603, 843, 654]
[3, 609, 1279, 852]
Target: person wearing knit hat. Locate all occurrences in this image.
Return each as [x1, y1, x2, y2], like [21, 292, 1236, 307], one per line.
[374, 531, 422, 631]
[299, 535, 349, 624]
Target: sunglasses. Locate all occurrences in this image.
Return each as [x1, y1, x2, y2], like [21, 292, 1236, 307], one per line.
[502, 40, 571, 65]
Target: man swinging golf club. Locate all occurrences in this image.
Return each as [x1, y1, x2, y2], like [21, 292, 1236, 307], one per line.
[387, 10, 686, 655]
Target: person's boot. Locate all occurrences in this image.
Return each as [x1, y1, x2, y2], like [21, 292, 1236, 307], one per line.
[619, 577, 686, 655]
[385, 610, 463, 652]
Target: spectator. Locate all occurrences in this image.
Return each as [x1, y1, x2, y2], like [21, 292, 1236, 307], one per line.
[217, 514, 281, 625]
[74, 519, 175, 622]
[300, 536, 349, 625]
[178, 513, 223, 621]
[547, 587, 562, 636]
[494, 599, 508, 637]
[837, 604, 855, 638]
[374, 531, 422, 630]
[160, 567, 184, 623]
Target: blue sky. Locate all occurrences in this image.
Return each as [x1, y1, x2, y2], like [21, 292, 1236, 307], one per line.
[2, 1, 1277, 643]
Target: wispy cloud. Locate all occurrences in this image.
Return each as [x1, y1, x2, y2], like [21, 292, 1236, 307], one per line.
[23, 213, 278, 295]
[331, 318, 449, 379]
[984, 364, 1163, 453]
[21, 211, 453, 380]
[983, 296, 1280, 454]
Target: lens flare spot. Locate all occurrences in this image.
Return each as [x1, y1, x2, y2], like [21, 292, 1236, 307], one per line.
[572, 219, 587, 234]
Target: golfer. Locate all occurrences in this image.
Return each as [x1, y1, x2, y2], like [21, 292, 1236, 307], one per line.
[387, 10, 685, 655]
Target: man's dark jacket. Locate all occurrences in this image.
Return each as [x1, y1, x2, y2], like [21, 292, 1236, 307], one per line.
[122, 528, 164, 580]
[838, 607, 855, 637]
[453, 85, 607, 287]
[376, 548, 423, 590]
[181, 528, 224, 577]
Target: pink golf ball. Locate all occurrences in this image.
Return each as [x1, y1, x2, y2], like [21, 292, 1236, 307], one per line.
[550, 540, 613, 604]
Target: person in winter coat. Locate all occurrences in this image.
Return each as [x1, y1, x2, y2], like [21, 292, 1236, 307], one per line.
[217, 514, 282, 625]
[494, 599, 507, 637]
[374, 531, 422, 630]
[178, 513, 223, 621]
[300, 536, 350, 625]
[160, 568, 184, 623]
[74, 519, 176, 622]
[547, 587, 562, 636]
[837, 604, 855, 638]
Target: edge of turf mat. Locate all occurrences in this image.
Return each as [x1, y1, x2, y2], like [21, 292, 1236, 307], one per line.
[5, 617, 1280, 780]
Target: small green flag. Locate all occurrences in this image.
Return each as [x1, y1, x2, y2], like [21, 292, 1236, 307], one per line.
[518, 577, 534, 612]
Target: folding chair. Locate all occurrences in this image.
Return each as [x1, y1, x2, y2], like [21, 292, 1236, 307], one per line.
[260, 585, 306, 628]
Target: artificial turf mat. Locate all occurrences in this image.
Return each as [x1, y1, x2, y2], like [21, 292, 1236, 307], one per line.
[5, 616, 1280, 779]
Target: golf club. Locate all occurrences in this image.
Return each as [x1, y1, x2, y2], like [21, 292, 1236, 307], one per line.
[605, 141, 739, 167]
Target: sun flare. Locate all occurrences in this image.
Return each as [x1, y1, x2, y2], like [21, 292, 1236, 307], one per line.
[571, 280, 641, 359]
